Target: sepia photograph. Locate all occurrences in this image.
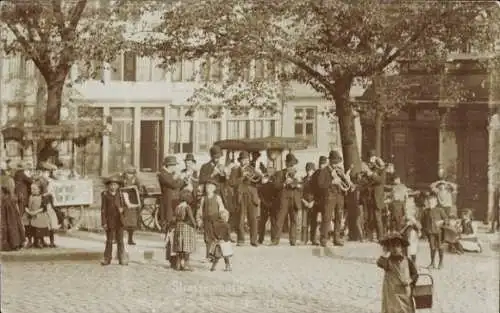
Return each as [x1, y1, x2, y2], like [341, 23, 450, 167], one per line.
[0, 0, 499, 312]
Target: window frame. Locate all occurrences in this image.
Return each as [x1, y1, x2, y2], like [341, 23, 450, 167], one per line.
[294, 106, 318, 148]
[196, 107, 222, 153]
[168, 105, 195, 154]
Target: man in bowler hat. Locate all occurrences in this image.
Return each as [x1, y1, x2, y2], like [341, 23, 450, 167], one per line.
[158, 156, 184, 232]
[272, 153, 302, 245]
[317, 151, 345, 246]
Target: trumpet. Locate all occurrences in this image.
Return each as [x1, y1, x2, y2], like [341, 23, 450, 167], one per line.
[329, 165, 354, 192]
[241, 164, 262, 184]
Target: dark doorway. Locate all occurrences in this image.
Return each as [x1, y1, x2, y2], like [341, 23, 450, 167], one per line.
[140, 120, 164, 172]
[412, 127, 439, 188]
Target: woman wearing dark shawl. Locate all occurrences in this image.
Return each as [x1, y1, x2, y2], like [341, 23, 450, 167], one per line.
[1, 184, 25, 251]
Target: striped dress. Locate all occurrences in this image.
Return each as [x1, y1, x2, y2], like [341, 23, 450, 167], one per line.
[173, 202, 197, 253]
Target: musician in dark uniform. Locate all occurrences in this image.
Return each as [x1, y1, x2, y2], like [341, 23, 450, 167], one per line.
[300, 162, 316, 244]
[180, 153, 199, 207]
[366, 156, 386, 241]
[233, 151, 261, 246]
[158, 156, 184, 232]
[121, 166, 142, 245]
[272, 153, 301, 246]
[309, 156, 327, 245]
[100, 175, 127, 266]
[317, 151, 348, 247]
[257, 168, 277, 244]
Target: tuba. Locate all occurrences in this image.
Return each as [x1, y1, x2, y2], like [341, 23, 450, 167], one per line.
[329, 165, 354, 192]
[242, 164, 262, 184]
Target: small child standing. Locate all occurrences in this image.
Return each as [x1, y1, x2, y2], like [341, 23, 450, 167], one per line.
[377, 232, 419, 313]
[173, 190, 197, 271]
[402, 204, 421, 264]
[22, 183, 51, 248]
[197, 180, 233, 272]
[420, 191, 448, 269]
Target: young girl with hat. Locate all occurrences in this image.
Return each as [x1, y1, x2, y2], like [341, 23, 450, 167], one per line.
[173, 189, 197, 271]
[196, 179, 233, 272]
[377, 232, 419, 313]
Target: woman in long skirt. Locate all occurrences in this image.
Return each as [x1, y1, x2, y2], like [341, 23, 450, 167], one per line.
[1, 186, 25, 251]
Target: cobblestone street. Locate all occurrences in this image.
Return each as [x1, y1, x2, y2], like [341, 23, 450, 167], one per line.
[2, 233, 498, 313]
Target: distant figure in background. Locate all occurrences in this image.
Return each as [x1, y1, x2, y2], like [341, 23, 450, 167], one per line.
[385, 163, 396, 186]
[37, 162, 60, 247]
[430, 168, 457, 218]
[309, 156, 327, 245]
[300, 162, 316, 244]
[121, 166, 142, 245]
[22, 183, 51, 249]
[490, 185, 500, 233]
[257, 168, 277, 244]
[180, 153, 199, 205]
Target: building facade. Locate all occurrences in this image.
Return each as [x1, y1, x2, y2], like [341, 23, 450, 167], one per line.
[0, 53, 364, 177]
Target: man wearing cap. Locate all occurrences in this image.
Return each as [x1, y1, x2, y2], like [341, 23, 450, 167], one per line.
[232, 151, 260, 246]
[366, 156, 386, 241]
[272, 153, 301, 245]
[317, 151, 346, 247]
[121, 166, 142, 245]
[101, 174, 128, 265]
[158, 156, 184, 233]
[257, 167, 277, 244]
[309, 156, 327, 245]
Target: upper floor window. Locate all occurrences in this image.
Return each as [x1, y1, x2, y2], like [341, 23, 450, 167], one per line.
[171, 59, 196, 82]
[294, 107, 317, 147]
[110, 51, 137, 81]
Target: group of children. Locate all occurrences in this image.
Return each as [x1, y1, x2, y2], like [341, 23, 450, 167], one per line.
[169, 179, 233, 272]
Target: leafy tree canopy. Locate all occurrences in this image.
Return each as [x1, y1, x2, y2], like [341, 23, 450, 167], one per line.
[151, 0, 499, 171]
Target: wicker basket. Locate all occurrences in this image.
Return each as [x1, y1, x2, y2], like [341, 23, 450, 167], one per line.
[413, 273, 434, 309]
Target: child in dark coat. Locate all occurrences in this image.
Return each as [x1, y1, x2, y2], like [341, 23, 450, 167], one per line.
[420, 191, 448, 269]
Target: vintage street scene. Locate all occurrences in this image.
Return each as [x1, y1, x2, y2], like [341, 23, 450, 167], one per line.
[0, 1, 499, 313]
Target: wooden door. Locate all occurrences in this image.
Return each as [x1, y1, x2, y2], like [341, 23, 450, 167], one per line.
[462, 128, 488, 220]
[140, 121, 164, 172]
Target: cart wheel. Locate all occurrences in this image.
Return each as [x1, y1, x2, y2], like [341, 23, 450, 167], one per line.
[63, 206, 84, 231]
[141, 204, 160, 231]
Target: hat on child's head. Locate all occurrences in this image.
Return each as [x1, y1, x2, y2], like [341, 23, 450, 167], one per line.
[179, 189, 193, 203]
[379, 232, 409, 247]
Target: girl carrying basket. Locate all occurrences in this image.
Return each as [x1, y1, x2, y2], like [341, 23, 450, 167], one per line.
[196, 179, 233, 272]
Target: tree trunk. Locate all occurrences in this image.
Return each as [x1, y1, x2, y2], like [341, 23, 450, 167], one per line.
[334, 79, 362, 241]
[37, 76, 66, 165]
[374, 110, 384, 157]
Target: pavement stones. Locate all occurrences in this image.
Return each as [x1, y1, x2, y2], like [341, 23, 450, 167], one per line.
[2, 231, 498, 313]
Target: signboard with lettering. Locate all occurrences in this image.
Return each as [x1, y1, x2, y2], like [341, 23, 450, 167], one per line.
[51, 179, 94, 207]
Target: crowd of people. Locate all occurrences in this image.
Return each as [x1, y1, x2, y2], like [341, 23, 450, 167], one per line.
[97, 144, 492, 275]
[0, 159, 79, 251]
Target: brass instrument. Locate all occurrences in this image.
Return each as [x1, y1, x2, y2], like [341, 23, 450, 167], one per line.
[284, 168, 300, 188]
[329, 165, 354, 192]
[120, 186, 142, 209]
[211, 162, 228, 178]
[181, 169, 199, 191]
[241, 164, 262, 184]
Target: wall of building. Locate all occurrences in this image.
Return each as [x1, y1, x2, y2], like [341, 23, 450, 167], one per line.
[0, 54, 364, 177]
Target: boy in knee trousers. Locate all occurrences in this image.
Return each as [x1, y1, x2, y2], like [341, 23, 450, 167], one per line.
[420, 190, 448, 269]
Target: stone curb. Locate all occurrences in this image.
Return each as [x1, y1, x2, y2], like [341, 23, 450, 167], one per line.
[0, 250, 103, 263]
